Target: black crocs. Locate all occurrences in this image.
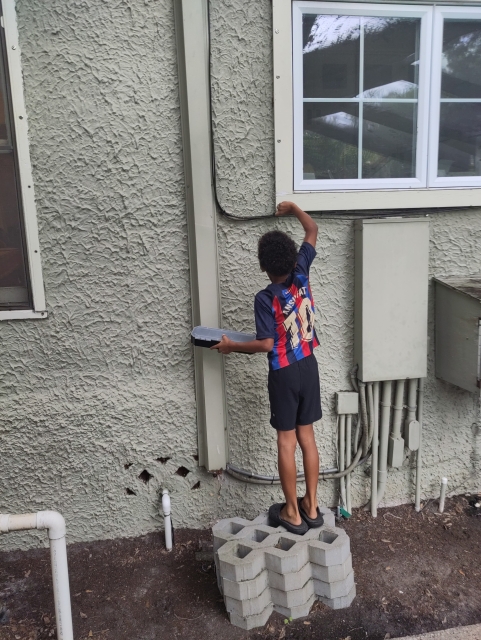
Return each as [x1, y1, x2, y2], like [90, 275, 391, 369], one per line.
[297, 497, 324, 529]
[268, 502, 308, 535]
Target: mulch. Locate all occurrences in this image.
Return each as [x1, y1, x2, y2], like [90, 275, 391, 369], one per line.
[0, 495, 480, 640]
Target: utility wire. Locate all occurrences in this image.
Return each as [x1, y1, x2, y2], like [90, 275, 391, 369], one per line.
[206, 1, 476, 223]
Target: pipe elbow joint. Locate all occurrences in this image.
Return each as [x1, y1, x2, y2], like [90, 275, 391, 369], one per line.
[0, 514, 10, 534]
[37, 511, 66, 540]
[162, 489, 171, 517]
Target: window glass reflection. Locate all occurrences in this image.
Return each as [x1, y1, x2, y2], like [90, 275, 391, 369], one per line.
[438, 103, 481, 177]
[442, 20, 481, 99]
[362, 103, 417, 178]
[303, 103, 359, 179]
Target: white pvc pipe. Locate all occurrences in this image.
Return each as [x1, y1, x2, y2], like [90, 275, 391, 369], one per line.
[0, 511, 73, 640]
[339, 415, 347, 509]
[371, 382, 380, 517]
[415, 378, 425, 512]
[162, 489, 173, 551]
[377, 380, 392, 505]
[345, 414, 352, 514]
[439, 477, 448, 513]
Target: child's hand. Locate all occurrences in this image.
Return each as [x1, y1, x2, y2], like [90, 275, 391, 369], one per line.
[210, 335, 234, 354]
[276, 201, 295, 216]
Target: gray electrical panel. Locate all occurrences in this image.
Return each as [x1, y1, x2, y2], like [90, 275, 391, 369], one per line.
[434, 276, 481, 393]
[354, 218, 430, 382]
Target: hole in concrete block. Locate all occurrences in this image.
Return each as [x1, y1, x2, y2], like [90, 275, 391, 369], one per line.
[156, 457, 171, 464]
[125, 488, 136, 496]
[124, 463, 133, 470]
[275, 537, 297, 552]
[251, 530, 269, 543]
[191, 481, 201, 490]
[235, 544, 252, 559]
[139, 470, 153, 484]
[228, 522, 245, 534]
[319, 530, 338, 544]
[175, 466, 190, 477]
[192, 454, 199, 461]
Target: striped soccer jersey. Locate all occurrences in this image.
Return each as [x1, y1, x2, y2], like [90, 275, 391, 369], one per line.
[254, 242, 319, 370]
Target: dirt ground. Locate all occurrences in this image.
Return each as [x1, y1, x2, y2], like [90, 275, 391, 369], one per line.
[0, 495, 480, 640]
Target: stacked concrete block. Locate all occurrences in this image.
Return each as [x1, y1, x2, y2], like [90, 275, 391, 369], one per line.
[213, 508, 355, 630]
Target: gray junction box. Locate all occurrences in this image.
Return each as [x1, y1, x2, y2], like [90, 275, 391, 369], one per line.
[434, 276, 481, 394]
[354, 218, 429, 382]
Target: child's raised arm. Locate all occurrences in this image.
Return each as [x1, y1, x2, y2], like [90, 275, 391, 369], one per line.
[275, 201, 318, 248]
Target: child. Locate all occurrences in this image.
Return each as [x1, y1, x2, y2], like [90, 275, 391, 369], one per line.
[211, 202, 323, 535]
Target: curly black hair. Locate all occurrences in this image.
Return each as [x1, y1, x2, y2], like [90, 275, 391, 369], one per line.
[258, 230, 297, 277]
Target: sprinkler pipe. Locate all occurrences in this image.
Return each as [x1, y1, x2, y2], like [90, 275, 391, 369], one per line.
[162, 489, 173, 551]
[0, 511, 73, 640]
[439, 477, 448, 513]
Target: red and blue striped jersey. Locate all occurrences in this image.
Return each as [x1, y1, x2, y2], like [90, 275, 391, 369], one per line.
[254, 242, 319, 370]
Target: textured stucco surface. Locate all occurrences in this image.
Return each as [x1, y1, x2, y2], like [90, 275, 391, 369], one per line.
[0, 0, 480, 551]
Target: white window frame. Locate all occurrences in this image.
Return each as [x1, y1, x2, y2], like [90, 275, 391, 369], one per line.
[0, 0, 46, 320]
[429, 5, 481, 189]
[293, 2, 432, 192]
[273, 0, 481, 211]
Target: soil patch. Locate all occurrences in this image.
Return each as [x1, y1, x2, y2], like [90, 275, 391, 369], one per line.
[0, 495, 480, 640]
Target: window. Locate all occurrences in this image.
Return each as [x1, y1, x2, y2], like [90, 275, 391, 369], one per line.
[0, 0, 45, 319]
[273, 0, 481, 211]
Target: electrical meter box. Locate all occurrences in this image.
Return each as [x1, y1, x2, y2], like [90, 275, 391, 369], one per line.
[354, 218, 430, 382]
[434, 276, 481, 393]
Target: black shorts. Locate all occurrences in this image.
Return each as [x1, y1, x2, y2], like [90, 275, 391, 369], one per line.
[267, 354, 322, 431]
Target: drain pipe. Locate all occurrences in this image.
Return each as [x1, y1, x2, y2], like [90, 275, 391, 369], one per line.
[415, 378, 425, 511]
[162, 489, 173, 551]
[0, 511, 73, 640]
[377, 380, 392, 505]
[371, 382, 380, 517]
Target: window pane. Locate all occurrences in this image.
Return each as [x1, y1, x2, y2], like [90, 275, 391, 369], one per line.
[303, 15, 360, 98]
[438, 103, 481, 177]
[442, 20, 481, 99]
[362, 103, 417, 178]
[0, 37, 29, 308]
[303, 103, 359, 179]
[363, 18, 420, 97]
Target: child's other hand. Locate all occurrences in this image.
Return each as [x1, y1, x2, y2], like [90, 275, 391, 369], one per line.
[210, 335, 234, 354]
[275, 201, 294, 216]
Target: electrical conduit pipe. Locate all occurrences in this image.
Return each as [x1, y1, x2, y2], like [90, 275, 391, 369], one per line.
[415, 378, 425, 511]
[371, 382, 380, 517]
[345, 414, 352, 514]
[377, 380, 392, 505]
[0, 511, 73, 640]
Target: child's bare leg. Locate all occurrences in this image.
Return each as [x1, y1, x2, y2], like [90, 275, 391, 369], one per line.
[277, 430, 302, 526]
[296, 424, 319, 519]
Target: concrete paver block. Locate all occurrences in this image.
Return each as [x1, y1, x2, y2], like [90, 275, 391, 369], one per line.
[225, 584, 271, 617]
[228, 603, 274, 631]
[268, 558, 312, 592]
[217, 541, 266, 582]
[308, 527, 350, 566]
[318, 584, 357, 610]
[222, 569, 269, 601]
[311, 553, 352, 583]
[274, 592, 317, 619]
[271, 579, 315, 609]
[314, 570, 355, 599]
[213, 510, 355, 629]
